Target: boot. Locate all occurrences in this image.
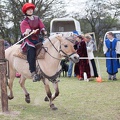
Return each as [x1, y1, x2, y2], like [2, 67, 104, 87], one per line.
[31, 72, 40, 82]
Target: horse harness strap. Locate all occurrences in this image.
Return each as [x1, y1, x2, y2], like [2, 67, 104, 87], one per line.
[40, 67, 61, 83]
[44, 47, 62, 60]
[59, 45, 76, 59]
[36, 60, 62, 83]
[47, 37, 59, 52]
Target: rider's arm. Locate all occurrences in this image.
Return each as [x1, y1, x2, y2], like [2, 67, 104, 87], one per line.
[20, 20, 31, 36]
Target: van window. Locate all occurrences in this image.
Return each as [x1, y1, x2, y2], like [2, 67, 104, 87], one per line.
[50, 18, 81, 36]
[52, 21, 76, 32]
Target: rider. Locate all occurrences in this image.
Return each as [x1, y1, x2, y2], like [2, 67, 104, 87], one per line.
[20, 3, 47, 82]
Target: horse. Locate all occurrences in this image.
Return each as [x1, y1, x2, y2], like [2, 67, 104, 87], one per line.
[5, 34, 79, 110]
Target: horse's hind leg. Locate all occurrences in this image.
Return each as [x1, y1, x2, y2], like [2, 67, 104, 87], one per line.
[19, 75, 30, 103]
[8, 78, 14, 100]
[7, 71, 16, 100]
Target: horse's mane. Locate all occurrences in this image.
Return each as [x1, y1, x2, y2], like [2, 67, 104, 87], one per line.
[43, 34, 75, 45]
[43, 34, 63, 44]
[59, 33, 75, 43]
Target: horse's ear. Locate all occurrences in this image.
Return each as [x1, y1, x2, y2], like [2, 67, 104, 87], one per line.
[56, 35, 63, 41]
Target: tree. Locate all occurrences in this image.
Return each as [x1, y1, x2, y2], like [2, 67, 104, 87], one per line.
[0, 0, 67, 43]
[85, 1, 118, 35]
[69, 0, 120, 52]
[0, 1, 8, 40]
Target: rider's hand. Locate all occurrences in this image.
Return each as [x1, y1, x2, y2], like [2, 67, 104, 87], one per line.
[24, 29, 31, 36]
[43, 30, 47, 36]
[32, 29, 39, 34]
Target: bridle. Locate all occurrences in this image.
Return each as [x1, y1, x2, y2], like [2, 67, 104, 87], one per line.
[45, 36, 76, 61]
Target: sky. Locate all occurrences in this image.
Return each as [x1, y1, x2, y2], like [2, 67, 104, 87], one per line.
[64, 0, 117, 17]
[27, 0, 117, 16]
[29, 0, 87, 14]
[65, 0, 87, 13]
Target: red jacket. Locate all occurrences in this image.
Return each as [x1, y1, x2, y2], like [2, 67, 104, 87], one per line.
[20, 15, 45, 40]
[20, 16, 45, 52]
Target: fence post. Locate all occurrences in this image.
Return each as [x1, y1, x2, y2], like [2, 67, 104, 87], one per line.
[0, 40, 8, 113]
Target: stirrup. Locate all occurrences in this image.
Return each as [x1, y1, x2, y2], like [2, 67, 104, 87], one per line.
[32, 73, 40, 82]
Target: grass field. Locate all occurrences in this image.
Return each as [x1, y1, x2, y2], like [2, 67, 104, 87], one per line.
[0, 60, 120, 120]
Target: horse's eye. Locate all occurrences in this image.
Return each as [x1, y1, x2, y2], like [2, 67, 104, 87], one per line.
[64, 45, 68, 48]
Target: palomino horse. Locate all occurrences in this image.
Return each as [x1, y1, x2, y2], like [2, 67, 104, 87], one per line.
[5, 34, 79, 110]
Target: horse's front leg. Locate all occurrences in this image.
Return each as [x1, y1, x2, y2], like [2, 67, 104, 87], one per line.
[44, 79, 58, 110]
[19, 75, 30, 103]
[52, 82, 59, 101]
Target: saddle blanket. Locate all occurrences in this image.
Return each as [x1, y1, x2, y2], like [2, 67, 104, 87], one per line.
[13, 47, 46, 60]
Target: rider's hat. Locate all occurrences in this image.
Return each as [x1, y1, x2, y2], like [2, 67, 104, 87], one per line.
[22, 3, 35, 14]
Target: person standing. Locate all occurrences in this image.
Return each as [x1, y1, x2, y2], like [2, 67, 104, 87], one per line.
[74, 35, 91, 80]
[85, 34, 98, 77]
[103, 32, 119, 80]
[20, 3, 47, 82]
[67, 60, 74, 77]
[67, 30, 79, 77]
[4, 40, 10, 50]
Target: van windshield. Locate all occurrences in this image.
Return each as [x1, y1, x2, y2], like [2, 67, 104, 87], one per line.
[52, 21, 75, 32]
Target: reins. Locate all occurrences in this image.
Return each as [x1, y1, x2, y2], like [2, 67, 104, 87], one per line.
[47, 36, 59, 52]
[44, 47, 62, 60]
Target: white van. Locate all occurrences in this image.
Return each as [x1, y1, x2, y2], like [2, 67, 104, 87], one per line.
[50, 18, 81, 36]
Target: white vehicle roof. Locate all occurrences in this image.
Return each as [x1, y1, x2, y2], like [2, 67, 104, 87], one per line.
[105, 31, 120, 34]
[104, 30, 120, 41]
[50, 17, 81, 36]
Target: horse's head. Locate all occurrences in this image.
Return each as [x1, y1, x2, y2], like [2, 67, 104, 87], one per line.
[55, 35, 79, 63]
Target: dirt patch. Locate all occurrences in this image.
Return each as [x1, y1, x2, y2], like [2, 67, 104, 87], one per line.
[0, 111, 20, 117]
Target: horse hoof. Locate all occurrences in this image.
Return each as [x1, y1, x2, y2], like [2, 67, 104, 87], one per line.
[25, 98, 30, 103]
[50, 104, 58, 110]
[8, 96, 14, 100]
[52, 106, 58, 110]
[44, 96, 49, 101]
[25, 94, 30, 103]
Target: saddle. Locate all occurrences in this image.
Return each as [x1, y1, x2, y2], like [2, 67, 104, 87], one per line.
[14, 43, 46, 60]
